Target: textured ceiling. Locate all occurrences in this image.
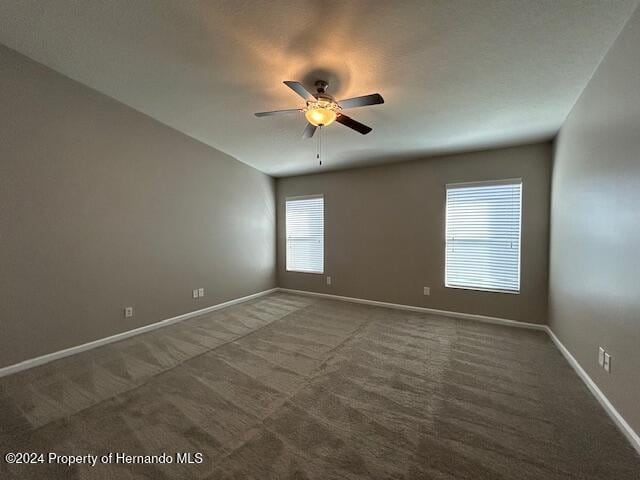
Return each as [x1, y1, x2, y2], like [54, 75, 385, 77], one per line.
[0, 0, 637, 176]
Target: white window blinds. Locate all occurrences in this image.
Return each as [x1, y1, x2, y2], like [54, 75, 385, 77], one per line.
[286, 196, 324, 274]
[445, 180, 522, 293]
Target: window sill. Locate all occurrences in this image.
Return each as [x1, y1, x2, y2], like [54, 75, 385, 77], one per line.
[445, 285, 520, 295]
[286, 269, 324, 275]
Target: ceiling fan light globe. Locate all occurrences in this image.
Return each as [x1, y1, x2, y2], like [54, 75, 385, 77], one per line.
[304, 104, 338, 127]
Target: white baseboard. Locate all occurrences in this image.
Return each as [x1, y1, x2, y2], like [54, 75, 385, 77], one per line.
[545, 327, 640, 455]
[0, 288, 278, 378]
[278, 287, 640, 455]
[277, 288, 547, 331]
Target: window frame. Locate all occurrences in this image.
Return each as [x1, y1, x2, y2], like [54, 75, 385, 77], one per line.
[285, 194, 325, 275]
[444, 178, 523, 295]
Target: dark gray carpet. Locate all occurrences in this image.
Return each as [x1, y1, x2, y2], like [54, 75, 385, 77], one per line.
[0, 292, 638, 479]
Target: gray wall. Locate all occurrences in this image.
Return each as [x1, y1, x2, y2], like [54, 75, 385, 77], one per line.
[549, 8, 640, 434]
[277, 143, 551, 324]
[0, 45, 276, 368]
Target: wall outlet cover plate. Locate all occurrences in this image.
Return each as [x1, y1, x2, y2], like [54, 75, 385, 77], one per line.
[603, 352, 611, 373]
[598, 347, 605, 367]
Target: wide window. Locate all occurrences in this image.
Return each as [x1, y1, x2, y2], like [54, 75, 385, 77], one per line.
[445, 179, 522, 293]
[286, 195, 324, 274]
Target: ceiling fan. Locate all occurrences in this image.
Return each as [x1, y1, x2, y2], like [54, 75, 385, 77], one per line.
[255, 80, 384, 138]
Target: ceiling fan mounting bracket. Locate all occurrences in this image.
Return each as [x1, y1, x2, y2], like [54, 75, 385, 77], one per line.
[314, 80, 329, 94]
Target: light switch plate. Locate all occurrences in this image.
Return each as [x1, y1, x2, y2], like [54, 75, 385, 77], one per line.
[598, 347, 605, 367]
[603, 353, 611, 373]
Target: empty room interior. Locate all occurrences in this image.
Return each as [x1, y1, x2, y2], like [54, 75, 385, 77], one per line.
[1, 1, 640, 479]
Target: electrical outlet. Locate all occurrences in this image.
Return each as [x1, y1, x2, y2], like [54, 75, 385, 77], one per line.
[198, 288, 205, 297]
[326, 276, 332, 285]
[423, 286, 430, 296]
[124, 307, 133, 318]
[192, 289, 199, 299]
[603, 353, 612, 373]
[598, 347, 605, 367]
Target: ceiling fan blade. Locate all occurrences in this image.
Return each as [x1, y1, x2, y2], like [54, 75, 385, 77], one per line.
[254, 108, 302, 117]
[336, 114, 372, 135]
[302, 123, 317, 138]
[338, 93, 384, 110]
[284, 81, 316, 101]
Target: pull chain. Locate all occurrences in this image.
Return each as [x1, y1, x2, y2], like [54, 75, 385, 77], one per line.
[316, 126, 323, 166]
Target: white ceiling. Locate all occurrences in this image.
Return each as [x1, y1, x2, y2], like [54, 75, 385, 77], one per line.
[0, 1, 637, 176]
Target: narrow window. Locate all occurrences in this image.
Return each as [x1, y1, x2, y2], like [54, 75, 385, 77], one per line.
[286, 195, 324, 274]
[445, 180, 522, 293]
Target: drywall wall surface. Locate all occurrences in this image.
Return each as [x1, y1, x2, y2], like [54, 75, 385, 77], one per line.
[0, 45, 276, 368]
[549, 7, 640, 434]
[277, 143, 551, 324]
